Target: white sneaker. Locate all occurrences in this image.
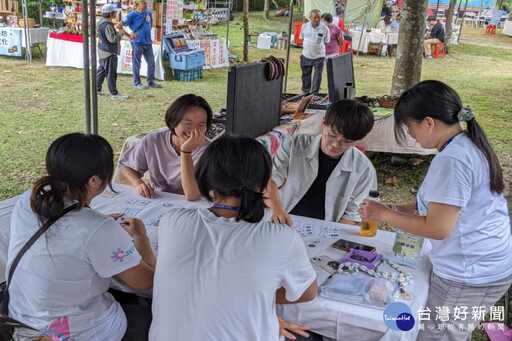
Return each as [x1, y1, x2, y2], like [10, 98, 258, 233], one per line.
[111, 93, 129, 100]
[98, 90, 110, 96]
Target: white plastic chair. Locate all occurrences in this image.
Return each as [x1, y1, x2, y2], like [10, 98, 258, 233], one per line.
[463, 12, 476, 27]
[436, 9, 445, 18]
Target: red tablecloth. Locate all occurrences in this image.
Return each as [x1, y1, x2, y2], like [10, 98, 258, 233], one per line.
[49, 32, 84, 43]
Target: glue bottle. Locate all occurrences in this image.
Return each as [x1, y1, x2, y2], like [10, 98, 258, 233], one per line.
[360, 190, 380, 237]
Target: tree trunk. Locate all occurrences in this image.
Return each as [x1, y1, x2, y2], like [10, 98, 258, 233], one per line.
[390, 0, 429, 96]
[243, 0, 249, 62]
[445, 0, 458, 51]
[263, 0, 270, 20]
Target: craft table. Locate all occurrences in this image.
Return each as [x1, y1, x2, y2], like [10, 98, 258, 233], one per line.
[0, 184, 432, 340]
[277, 214, 432, 341]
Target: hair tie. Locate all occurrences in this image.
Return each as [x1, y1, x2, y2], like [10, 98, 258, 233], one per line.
[457, 105, 475, 122]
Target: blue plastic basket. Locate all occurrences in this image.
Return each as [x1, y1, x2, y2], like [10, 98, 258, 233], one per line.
[173, 67, 203, 82]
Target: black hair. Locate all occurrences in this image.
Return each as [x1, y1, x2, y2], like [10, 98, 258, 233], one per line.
[324, 99, 374, 141]
[426, 15, 436, 21]
[165, 94, 213, 135]
[30, 133, 114, 223]
[394, 80, 504, 194]
[195, 135, 272, 223]
[321, 13, 333, 23]
[102, 11, 113, 18]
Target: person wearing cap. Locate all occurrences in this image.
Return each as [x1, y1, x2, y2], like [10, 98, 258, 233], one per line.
[116, 0, 162, 90]
[97, 4, 128, 100]
[424, 15, 444, 59]
[299, 9, 330, 94]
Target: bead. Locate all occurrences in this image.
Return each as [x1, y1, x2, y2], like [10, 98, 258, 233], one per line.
[368, 269, 375, 276]
[360, 265, 367, 271]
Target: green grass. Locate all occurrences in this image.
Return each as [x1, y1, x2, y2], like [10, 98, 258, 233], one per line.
[0, 11, 511, 338]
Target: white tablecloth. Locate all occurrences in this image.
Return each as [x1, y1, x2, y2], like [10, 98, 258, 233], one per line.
[348, 30, 399, 53]
[358, 114, 437, 155]
[13, 27, 50, 47]
[0, 184, 432, 341]
[277, 218, 432, 341]
[46, 35, 165, 80]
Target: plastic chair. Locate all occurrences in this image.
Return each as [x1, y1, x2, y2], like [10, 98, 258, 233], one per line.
[463, 12, 477, 27]
[485, 24, 497, 34]
[436, 9, 445, 18]
[432, 43, 445, 59]
[340, 40, 353, 55]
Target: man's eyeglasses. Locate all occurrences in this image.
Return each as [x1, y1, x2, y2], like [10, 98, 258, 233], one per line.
[323, 132, 354, 147]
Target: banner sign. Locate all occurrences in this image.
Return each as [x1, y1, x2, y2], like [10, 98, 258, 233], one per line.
[0, 28, 22, 57]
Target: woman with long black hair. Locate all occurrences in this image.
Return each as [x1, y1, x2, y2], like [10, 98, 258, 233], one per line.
[6, 133, 155, 340]
[359, 80, 512, 340]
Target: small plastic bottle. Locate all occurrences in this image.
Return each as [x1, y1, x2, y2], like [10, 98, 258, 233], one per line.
[360, 190, 380, 237]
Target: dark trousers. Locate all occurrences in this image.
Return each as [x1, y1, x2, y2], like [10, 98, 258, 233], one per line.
[108, 288, 152, 341]
[300, 55, 325, 94]
[97, 54, 119, 95]
[131, 42, 155, 86]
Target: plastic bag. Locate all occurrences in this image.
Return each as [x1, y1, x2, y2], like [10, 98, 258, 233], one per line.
[319, 272, 397, 309]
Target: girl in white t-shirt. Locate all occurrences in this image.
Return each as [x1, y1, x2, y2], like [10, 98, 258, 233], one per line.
[150, 135, 318, 341]
[6, 133, 155, 341]
[358, 80, 512, 340]
[119, 94, 213, 200]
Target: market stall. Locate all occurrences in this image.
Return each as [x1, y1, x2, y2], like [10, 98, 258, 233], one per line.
[45, 32, 165, 80]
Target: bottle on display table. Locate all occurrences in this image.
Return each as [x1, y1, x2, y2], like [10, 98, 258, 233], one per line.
[360, 190, 380, 237]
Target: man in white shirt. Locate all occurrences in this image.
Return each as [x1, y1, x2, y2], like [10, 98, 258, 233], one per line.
[299, 9, 330, 94]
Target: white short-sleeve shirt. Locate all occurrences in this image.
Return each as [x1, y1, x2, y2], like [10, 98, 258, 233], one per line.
[150, 208, 316, 341]
[117, 129, 208, 194]
[6, 191, 141, 341]
[300, 22, 330, 59]
[416, 133, 512, 285]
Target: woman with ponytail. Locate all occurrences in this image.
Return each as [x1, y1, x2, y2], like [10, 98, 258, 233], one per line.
[6, 133, 155, 341]
[150, 135, 317, 341]
[358, 80, 512, 340]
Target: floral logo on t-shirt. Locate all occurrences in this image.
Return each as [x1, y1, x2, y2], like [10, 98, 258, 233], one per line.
[42, 316, 70, 341]
[110, 246, 135, 263]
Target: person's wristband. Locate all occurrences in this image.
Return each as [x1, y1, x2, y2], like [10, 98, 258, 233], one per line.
[388, 203, 397, 211]
[180, 150, 192, 154]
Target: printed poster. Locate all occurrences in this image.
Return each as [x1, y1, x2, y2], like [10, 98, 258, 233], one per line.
[0, 28, 22, 57]
[119, 40, 133, 73]
[389, 228, 424, 268]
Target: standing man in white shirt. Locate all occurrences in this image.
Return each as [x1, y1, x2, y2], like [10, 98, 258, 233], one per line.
[299, 9, 330, 94]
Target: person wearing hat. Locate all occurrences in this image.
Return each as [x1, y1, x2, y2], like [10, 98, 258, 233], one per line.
[116, 0, 162, 90]
[97, 4, 128, 100]
[424, 15, 444, 59]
